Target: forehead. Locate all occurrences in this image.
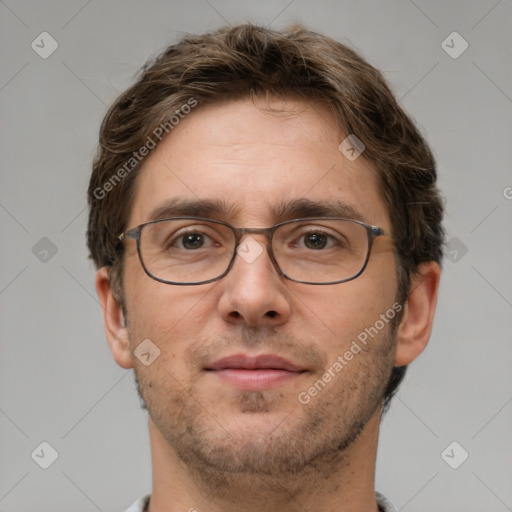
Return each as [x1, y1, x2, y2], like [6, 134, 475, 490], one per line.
[127, 96, 390, 230]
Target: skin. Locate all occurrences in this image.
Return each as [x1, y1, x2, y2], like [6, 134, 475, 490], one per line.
[96, 96, 440, 512]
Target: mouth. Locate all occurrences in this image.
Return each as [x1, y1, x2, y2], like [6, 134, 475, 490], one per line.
[205, 354, 307, 391]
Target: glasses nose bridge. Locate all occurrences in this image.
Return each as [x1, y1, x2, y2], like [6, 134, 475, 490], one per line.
[231, 226, 279, 272]
[234, 225, 275, 244]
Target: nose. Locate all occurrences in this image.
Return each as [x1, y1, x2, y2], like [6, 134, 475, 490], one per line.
[217, 235, 291, 328]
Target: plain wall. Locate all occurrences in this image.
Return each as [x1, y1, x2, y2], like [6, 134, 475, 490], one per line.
[1, 1, 511, 511]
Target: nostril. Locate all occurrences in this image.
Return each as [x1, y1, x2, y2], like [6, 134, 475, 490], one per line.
[266, 310, 278, 318]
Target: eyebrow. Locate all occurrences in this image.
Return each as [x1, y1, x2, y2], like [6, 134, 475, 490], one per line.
[147, 197, 367, 224]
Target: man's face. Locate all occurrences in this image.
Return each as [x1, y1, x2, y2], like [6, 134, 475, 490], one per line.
[121, 96, 399, 479]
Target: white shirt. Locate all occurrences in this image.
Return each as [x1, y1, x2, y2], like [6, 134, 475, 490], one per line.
[124, 492, 397, 511]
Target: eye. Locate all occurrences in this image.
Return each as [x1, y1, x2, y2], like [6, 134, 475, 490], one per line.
[165, 228, 218, 251]
[294, 228, 341, 251]
[179, 232, 207, 250]
[303, 232, 329, 250]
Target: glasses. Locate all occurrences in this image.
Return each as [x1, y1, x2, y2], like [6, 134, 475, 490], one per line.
[118, 217, 386, 286]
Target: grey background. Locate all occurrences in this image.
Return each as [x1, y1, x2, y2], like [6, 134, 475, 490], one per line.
[0, 0, 511, 511]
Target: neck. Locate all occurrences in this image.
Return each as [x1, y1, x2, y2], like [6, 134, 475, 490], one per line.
[146, 409, 382, 512]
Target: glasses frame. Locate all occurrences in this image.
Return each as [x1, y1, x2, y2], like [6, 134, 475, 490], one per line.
[118, 216, 386, 286]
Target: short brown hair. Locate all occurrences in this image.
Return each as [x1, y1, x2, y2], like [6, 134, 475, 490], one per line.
[87, 24, 444, 410]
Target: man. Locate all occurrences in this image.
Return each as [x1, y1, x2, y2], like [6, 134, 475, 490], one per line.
[88, 24, 443, 512]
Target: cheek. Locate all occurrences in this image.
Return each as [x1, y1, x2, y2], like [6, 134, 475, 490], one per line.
[124, 266, 164, 337]
[123, 269, 212, 362]
[124, 252, 182, 329]
[300, 274, 395, 329]
[295, 267, 398, 362]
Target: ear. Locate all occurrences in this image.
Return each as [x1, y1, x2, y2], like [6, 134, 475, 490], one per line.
[95, 266, 133, 369]
[394, 261, 441, 367]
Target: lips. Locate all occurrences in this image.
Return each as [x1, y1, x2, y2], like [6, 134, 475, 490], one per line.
[205, 354, 306, 391]
[206, 354, 304, 372]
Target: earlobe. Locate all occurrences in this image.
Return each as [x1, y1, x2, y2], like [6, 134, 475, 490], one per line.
[95, 267, 133, 369]
[394, 261, 441, 367]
